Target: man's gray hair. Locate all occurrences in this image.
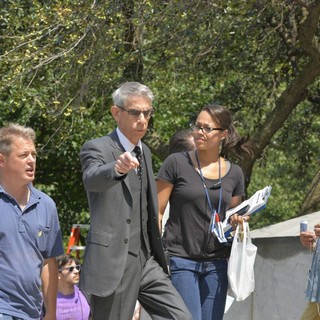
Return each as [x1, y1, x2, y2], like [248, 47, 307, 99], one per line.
[112, 82, 154, 107]
[0, 123, 36, 155]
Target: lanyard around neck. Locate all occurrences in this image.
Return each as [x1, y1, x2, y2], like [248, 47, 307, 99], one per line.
[195, 150, 222, 230]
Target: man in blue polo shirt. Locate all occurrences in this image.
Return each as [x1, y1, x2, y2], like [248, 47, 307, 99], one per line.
[0, 123, 64, 320]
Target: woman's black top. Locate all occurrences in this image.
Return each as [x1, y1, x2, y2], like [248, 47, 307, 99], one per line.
[157, 152, 245, 260]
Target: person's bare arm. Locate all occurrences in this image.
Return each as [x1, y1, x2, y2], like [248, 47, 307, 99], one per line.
[300, 231, 316, 249]
[229, 195, 242, 209]
[41, 257, 59, 320]
[156, 179, 174, 232]
[300, 223, 319, 249]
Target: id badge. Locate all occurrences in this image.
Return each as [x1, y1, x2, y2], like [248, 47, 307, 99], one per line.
[210, 211, 228, 243]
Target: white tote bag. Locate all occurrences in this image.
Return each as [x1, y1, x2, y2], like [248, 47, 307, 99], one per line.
[227, 221, 257, 301]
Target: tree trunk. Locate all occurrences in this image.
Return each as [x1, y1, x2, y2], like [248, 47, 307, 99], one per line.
[239, 0, 320, 186]
[121, 0, 144, 82]
[299, 169, 320, 215]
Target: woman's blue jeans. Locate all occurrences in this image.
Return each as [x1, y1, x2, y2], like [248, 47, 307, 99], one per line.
[170, 256, 228, 320]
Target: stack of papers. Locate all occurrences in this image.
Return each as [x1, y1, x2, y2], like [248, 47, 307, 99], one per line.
[223, 185, 272, 236]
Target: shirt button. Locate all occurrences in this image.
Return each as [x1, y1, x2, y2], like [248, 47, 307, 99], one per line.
[126, 219, 131, 224]
[124, 239, 128, 244]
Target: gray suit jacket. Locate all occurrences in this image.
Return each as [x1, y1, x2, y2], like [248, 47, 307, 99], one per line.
[79, 131, 167, 297]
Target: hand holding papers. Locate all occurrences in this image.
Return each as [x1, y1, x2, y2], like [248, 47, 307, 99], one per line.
[223, 185, 272, 237]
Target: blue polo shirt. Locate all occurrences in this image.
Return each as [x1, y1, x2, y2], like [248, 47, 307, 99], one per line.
[0, 184, 64, 319]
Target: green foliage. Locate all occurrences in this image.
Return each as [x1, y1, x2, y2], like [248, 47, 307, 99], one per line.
[0, 0, 319, 243]
[249, 99, 320, 229]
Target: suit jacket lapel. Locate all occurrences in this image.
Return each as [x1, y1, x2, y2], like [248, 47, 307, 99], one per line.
[108, 130, 125, 152]
[108, 130, 134, 196]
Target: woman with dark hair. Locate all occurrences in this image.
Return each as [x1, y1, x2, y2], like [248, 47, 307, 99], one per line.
[156, 104, 251, 320]
[168, 129, 195, 155]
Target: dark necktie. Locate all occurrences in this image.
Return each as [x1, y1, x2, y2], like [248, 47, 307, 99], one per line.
[133, 146, 142, 179]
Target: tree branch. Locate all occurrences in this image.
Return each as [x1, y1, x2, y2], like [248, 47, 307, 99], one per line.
[240, 1, 320, 181]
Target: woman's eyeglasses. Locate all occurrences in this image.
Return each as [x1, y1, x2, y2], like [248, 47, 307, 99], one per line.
[59, 265, 81, 273]
[189, 123, 223, 134]
[116, 105, 155, 118]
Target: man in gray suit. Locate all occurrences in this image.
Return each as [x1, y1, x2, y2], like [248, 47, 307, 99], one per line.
[79, 82, 192, 320]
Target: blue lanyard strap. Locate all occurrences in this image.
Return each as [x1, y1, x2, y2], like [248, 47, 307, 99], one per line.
[195, 151, 222, 231]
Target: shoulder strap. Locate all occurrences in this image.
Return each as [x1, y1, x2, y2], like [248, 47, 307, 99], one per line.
[79, 288, 91, 306]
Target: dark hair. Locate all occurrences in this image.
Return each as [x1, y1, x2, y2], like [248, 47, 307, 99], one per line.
[56, 254, 80, 270]
[169, 129, 195, 154]
[201, 104, 251, 159]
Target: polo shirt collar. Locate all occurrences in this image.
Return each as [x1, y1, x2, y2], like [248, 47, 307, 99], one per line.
[0, 183, 41, 207]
